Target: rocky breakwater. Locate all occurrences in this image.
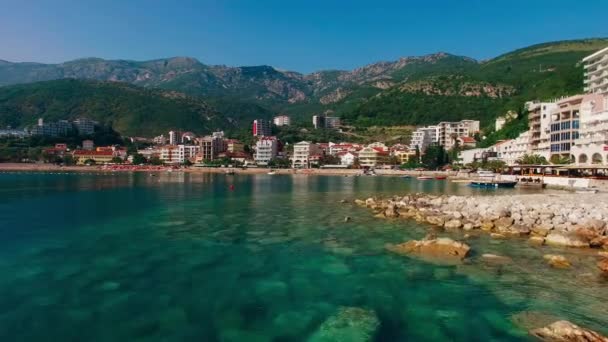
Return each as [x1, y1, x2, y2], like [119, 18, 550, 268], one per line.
[356, 193, 608, 250]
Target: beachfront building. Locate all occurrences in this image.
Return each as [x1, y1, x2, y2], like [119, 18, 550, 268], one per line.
[168, 130, 182, 145]
[199, 134, 224, 161]
[583, 46, 608, 96]
[410, 126, 438, 152]
[292, 141, 321, 168]
[549, 95, 583, 162]
[393, 149, 417, 164]
[494, 131, 531, 165]
[254, 136, 278, 166]
[527, 101, 559, 160]
[72, 150, 114, 165]
[570, 94, 608, 165]
[328, 143, 361, 156]
[252, 119, 272, 137]
[339, 152, 357, 166]
[273, 115, 291, 126]
[160, 145, 199, 164]
[358, 147, 389, 167]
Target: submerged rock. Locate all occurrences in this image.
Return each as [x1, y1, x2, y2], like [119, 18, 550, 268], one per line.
[387, 237, 470, 263]
[308, 307, 380, 342]
[543, 254, 571, 269]
[530, 320, 608, 342]
[598, 259, 608, 275]
[481, 253, 513, 265]
[529, 236, 545, 246]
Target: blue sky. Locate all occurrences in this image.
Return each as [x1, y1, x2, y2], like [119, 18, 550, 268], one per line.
[1, 0, 607, 73]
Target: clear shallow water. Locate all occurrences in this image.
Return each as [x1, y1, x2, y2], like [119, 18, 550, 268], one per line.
[0, 172, 606, 341]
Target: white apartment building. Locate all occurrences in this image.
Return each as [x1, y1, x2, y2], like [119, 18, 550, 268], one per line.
[410, 126, 438, 151]
[437, 120, 480, 150]
[160, 144, 199, 164]
[495, 131, 531, 165]
[526, 101, 558, 160]
[273, 115, 291, 126]
[292, 141, 321, 168]
[583, 46, 608, 96]
[254, 137, 278, 165]
[571, 93, 608, 164]
[568, 47, 608, 165]
[339, 152, 356, 166]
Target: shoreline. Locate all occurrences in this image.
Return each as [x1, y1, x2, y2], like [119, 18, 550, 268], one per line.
[357, 193, 608, 276]
[0, 162, 442, 177]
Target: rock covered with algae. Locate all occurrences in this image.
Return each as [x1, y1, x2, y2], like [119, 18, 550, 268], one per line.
[308, 307, 380, 342]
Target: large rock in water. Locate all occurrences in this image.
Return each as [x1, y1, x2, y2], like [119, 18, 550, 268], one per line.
[545, 233, 589, 248]
[386, 237, 470, 263]
[530, 320, 608, 342]
[543, 254, 571, 269]
[308, 307, 380, 342]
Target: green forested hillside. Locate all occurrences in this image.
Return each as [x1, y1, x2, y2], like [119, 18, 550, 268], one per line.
[0, 79, 233, 136]
[340, 38, 608, 129]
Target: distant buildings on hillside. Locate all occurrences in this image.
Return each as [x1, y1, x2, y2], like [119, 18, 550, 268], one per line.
[312, 114, 341, 129]
[273, 115, 291, 126]
[30, 117, 97, 137]
[252, 119, 272, 137]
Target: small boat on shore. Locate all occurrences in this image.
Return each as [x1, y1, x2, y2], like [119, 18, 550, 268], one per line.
[469, 180, 517, 188]
[435, 176, 447, 180]
[417, 176, 433, 180]
[267, 170, 276, 175]
[575, 187, 599, 194]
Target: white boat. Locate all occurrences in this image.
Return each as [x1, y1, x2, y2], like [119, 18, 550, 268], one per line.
[267, 171, 276, 175]
[575, 188, 599, 194]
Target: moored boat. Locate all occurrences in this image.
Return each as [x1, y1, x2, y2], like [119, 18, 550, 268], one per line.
[417, 176, 433, 180]
[469, 180, 517, 188]
[435, 176, 447, 180]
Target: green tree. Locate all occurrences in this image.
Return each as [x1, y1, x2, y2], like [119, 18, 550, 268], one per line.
[516, 154, 549, 165]
[110, 156, 123, 164]
[131, 153, 147, 165]
[421, 144, 448, 170]
[149, 156, 163, 165]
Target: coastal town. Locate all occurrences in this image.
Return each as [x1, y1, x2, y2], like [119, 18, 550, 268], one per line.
[2, 47, 608, 191]
[4, 1, 608, 341]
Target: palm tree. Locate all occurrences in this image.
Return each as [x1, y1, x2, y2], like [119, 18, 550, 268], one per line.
[516, 154, 549, 165]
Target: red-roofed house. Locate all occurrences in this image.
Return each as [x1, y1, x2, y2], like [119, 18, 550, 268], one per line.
[456, 136, 477, 148]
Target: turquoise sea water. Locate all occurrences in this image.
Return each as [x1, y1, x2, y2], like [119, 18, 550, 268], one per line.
[0, 172, 606, 341]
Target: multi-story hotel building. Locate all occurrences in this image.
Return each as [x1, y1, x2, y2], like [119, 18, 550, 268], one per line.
[549, 95, 583, 161]
[410, 126, 438, 151]
[583, 46, 608, 96]
[569, 47, 608, 165]
[526, 101, 558, 160]
[252, 119, 272, 137]
[254, 136, 278, 165]
[358, 147, 389, 167]
[436, 120, 480, 150]
[292, 141, 321, 168]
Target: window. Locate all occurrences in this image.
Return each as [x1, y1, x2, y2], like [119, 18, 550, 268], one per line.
[551, 144, 560, 152]
[572, 120, 580, 129]
[573, 131, 579, 140]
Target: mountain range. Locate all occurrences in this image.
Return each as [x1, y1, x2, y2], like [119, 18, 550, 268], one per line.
[0, 38, 607, 136]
